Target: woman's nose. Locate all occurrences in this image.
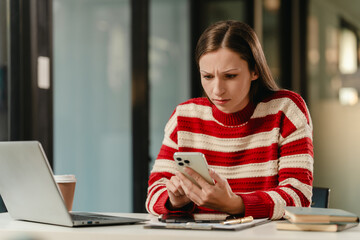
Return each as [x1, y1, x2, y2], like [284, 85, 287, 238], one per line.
[213, 78, 225, 96]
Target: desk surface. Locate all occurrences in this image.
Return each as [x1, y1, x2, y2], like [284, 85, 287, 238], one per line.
[1, 212, 360, 240]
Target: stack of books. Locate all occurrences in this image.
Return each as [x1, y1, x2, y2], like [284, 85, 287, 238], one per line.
[276, 206, 359, 232]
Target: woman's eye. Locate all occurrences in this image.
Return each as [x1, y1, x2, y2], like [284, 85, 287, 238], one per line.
[202, 75, 213, 80]
[226, 74, 237, 79]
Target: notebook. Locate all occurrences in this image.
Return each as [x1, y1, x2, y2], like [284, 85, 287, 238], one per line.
[284, 206, 359, 224]
[276, 220, 359, 232]
[0, 141, 146, 227]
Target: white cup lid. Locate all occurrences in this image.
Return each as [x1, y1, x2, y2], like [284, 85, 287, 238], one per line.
[54, 174, 77, 183]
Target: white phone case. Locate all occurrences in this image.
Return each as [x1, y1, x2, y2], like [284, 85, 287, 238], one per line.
[173, 152, 214, 186]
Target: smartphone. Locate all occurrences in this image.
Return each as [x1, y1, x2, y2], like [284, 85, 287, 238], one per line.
[173, 152, 214, 187]
[159, 213, 226, 223]
[158, 213, 195, 223]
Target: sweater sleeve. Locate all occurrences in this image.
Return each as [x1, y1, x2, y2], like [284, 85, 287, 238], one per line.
[145, 108, 196, 215]
[239, 94, 313, 220]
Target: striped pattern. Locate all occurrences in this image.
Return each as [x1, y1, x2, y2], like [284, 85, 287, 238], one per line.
[146, 90, 313, 220]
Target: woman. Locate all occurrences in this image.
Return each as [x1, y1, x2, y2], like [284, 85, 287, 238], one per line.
[146, 20, 313, 220]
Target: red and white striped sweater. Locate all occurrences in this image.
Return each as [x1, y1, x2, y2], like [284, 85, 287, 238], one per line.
[146, 90, 313, 220]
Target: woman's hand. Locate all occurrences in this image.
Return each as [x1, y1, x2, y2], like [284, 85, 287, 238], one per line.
[165, 175, 192, 209]
[175, 167, 245, 215]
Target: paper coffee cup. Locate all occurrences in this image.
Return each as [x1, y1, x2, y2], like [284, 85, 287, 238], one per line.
[54, 175, 76, 211]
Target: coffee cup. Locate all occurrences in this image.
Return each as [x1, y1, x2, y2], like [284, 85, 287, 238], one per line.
[54, 175, 76, 211]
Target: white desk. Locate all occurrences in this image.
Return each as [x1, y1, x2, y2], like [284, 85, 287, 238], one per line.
[1, 212, 360, 240]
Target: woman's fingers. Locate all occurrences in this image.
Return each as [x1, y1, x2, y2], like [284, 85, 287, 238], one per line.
[166, 175, 185, 196]
[208, 168, 227, 186]
[166, 174, 193, 209]
[184, 167, 213, 187]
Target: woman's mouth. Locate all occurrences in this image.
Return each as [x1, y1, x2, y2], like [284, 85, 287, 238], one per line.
[213, 99, 230, 105]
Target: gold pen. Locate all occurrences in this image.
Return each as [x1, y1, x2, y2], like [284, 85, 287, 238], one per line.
[222, 216, 254, 225]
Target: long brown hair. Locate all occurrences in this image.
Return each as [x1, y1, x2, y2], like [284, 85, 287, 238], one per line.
[195, 20, 279, 103]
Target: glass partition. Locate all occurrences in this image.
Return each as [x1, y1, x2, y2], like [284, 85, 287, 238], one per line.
[262, 0, 281, 84]
[308, 0, 360, 215]
[53, 0, 132, 212]
[203, 0, 248, 25]
[149, 0, 191, 167]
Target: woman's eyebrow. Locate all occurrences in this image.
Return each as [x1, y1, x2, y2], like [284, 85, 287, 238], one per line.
[200, 68, 240, 74]
[223, 68, 240, 73]
[200, 70, 211, 74]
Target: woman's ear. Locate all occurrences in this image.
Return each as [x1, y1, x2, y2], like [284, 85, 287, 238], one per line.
[251, 72, 259, 81]
[251, 66, 259, 81]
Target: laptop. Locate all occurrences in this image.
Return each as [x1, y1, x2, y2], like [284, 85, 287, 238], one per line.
[0, 141, 147, 227]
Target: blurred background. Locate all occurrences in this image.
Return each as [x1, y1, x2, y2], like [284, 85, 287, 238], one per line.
[1, 0, 360, 215]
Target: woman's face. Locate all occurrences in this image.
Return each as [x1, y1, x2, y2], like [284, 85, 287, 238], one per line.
[199, 48, 258, 114]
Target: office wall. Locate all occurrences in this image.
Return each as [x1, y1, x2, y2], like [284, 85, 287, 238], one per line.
[308, 0, 360, 215]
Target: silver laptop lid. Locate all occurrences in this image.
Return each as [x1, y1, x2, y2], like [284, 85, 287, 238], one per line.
[0, 141, 73, 226]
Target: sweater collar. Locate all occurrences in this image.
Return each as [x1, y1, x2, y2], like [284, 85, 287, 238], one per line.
[211, 100, 256, 126]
